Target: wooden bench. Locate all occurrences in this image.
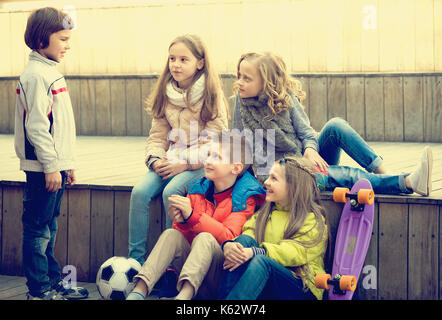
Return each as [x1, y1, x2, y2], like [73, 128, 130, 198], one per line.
[1, 137, 441, 299]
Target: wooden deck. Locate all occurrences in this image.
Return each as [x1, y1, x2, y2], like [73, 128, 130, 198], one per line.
[1, 135, 442, 300]
[0, 274, 162, 300]
[0, 275, 101, 300]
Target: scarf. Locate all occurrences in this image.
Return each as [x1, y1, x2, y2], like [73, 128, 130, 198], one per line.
[166, 74, 205, 107]
[239, 91, 303, 183]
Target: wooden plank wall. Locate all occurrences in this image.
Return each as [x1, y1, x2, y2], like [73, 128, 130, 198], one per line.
[0, 73, 441, 142]
[1, 0, 442, 76]
[0, 183, 165, 284]
[1, 182, 441, 299]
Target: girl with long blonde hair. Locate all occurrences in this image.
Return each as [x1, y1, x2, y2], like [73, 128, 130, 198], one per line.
[128, 34, 229, 272]
[233, 51, 432, 196]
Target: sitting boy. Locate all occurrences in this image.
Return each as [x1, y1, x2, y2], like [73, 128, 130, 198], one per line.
[127, 132, 266, 300]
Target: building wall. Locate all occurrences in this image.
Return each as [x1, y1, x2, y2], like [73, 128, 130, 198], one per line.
[1, 0, 441, 76]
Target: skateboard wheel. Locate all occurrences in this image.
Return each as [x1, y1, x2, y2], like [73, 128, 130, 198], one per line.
[314, 273, 331, 290]
[358, 189, 375, 205]
[333, 188, 350, 203]
[339, 275, 357, 291]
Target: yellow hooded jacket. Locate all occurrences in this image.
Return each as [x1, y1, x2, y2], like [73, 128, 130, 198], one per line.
[241, 203, 328, 300]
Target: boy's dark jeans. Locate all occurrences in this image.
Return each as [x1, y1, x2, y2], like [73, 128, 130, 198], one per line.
[22, 171, 66, 296]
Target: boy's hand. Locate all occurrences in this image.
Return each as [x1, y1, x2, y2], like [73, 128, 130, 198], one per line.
[65, 170, 76, 186]
[168, 195, 192, 220]
[45, 171, 62, 192]
[168, 204, 184, 223]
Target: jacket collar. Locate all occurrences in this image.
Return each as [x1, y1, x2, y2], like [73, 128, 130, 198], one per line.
[188, 171, 266, 212]
[29, 51, 57, 67]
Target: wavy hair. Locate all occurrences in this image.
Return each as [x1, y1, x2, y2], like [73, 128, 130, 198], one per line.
[233, 52, 306, 119]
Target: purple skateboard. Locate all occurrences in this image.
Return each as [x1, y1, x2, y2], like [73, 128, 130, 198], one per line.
[317, 178, 375, 300]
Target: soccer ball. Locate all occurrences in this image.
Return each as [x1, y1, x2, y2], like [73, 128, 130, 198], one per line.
[96, 256, 141, 300]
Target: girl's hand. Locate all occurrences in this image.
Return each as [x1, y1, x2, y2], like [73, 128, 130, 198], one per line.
[168, 195, 193, 220]
[168, 204, 184, 223]
[152, 159, 166, 172]
[303, 147, 329, 172]
[223, 243, 253, 271]
[154, 159, 188, 180]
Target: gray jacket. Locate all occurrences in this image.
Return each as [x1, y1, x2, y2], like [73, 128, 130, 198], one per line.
[233, 93, 318, 182]
[14, 51, 76, 173]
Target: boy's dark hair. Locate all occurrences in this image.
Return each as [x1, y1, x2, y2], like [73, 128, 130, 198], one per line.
[24, 7, 74, 50]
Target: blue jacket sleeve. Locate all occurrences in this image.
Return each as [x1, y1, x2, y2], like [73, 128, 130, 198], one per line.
[290, 97, 319, 152]
[233, 94, 244, 131]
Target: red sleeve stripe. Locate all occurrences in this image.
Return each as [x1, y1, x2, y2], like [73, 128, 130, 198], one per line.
[51, 87, 67, 95]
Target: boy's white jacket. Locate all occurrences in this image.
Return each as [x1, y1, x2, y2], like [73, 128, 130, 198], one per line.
[14, 51, 76, 173]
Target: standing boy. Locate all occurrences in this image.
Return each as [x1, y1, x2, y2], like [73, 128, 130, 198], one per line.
[14, 7, 87, 300]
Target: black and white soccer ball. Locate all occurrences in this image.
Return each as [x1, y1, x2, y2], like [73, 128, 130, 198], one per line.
[96, 256, 141, 300]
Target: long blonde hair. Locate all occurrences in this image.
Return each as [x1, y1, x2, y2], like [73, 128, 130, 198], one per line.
[254, 156, 328, 284]
[146, 34, 228, 122]
[233, 52, 306, 117]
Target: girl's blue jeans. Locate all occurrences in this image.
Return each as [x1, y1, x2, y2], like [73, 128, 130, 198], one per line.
[316, 118, 412, 195]
[318, 117, 383, 172]
[217, 235, 316, 300]
[128, 168, 205, 265]
[22, 171, 66, 296]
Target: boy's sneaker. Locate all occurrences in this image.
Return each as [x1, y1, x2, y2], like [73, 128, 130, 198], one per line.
[408, 146, 433, 196]
[158, 268, 179, 299]
[26, 289, 67, 300]
[53, 281, 89, 300]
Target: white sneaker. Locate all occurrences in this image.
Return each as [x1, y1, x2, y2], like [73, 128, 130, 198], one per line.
[408, 146, 433, 196]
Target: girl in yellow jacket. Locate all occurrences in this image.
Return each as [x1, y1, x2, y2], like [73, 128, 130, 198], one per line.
[218, 156, 329, 300]
[129, 34, 228, 266]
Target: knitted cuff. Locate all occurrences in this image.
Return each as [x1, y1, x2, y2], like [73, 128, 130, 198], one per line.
[251, 246, 267, 256]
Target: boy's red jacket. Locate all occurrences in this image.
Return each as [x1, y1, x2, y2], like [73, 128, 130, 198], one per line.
[173, 171, 266, 245]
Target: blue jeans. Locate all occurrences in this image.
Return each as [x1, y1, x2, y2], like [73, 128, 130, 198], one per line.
[316, 166, 412, 195]
[218, 235, 316, 300]
[318, 117, 383, 172]
[315, 117, 412, 195]
[128, 168, 205, 265]
[22, 171, 66, 296]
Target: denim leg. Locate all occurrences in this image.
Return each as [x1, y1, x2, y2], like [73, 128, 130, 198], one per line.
[128, 170, 168, 265]
[318, 117, 383, 172]
[46, 217, 61, 287]
[22, 172, 65, 296]
[224, 255, 316, 300]
[161, 168, 205, 229]
[218, 235, 259, 299]
[325, 165, 413, 195]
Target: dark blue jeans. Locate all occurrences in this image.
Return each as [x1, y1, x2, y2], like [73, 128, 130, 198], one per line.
[218, 235, 316, 300]
[315, 166, 413, 195]
[315, 117, 413, 195]
[318, 117, 383, 172]
[22, 171, 66, 296]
